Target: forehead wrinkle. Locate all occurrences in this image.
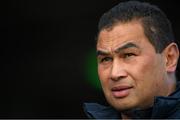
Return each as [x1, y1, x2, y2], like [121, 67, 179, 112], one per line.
[97, 28, 125, 48]
[97, 41, 140, 56]
[97, 22, 144, 55]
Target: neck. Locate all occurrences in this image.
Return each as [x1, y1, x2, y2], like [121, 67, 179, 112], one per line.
[121, 107, 153, 119]
[166, 73, 176, 96]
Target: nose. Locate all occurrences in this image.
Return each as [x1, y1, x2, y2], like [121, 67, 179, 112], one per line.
[110, 60, 128, 81]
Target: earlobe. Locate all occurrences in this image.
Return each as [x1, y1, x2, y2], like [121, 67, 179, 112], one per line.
[165, 43, 179, 72]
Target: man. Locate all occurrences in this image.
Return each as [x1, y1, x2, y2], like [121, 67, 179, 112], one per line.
[84, 1, 180, 119]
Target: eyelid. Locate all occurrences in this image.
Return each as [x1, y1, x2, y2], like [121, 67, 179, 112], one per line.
[118, 51, 136, 58]
[98, 56, 112, 63]
[125, 53, 136, 56]
[120, 48, 140, 54]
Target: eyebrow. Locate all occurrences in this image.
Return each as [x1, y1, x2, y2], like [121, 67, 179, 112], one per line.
[96, 50, 109, 56]
[114, 42, 139, 53]
[97, 42, 139, 56]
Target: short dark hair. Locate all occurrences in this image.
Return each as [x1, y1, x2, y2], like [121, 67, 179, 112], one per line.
[98, 1, 175, 53]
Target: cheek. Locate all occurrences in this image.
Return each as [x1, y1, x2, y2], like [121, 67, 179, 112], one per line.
[136, 56, 158, 76]
[98, 66, 110, 86]
[141, 57, 164, 80]
[132, 56, 164, 92]
[130, 56, 160, 86]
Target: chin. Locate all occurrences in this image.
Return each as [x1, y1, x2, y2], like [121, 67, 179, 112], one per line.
[107, 97, 139, 112]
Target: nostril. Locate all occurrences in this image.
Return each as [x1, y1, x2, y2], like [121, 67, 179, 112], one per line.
[111, 76, 126, 81]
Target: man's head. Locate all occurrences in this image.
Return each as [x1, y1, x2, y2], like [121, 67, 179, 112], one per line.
[96, 1, 179, 112]
[98, 1, 174, 53]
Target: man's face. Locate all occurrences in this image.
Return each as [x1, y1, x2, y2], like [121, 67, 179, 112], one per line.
[97, 21, 169, 111]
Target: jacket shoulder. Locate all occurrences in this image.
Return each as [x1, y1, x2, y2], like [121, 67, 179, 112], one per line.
[168, 100, 180, 118]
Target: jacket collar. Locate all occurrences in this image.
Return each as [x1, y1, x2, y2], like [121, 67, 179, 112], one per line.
[151, 83, 180, 118]
[84, 82, 180, 119]
[83, 103, 120, 119]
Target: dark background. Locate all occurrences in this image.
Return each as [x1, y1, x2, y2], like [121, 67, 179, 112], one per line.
[3, 0, 180, 118]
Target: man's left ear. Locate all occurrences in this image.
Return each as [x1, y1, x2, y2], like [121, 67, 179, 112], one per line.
[163, 42, 179, 72]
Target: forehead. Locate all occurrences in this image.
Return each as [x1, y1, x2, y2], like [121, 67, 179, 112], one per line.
[97, 21, 151, 51]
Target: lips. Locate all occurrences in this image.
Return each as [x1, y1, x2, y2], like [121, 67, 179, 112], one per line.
[111, 85, 133, 98]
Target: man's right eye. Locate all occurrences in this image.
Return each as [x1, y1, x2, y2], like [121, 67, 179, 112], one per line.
[100, 57, 112, 63]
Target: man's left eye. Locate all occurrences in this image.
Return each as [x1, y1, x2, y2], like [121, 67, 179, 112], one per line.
[124, 53, 136, 58]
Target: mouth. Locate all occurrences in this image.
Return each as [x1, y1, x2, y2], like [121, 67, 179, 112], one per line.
[111, 85, 133, 98]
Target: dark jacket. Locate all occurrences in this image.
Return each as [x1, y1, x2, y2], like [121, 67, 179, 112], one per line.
[84, 83, 180, 119]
